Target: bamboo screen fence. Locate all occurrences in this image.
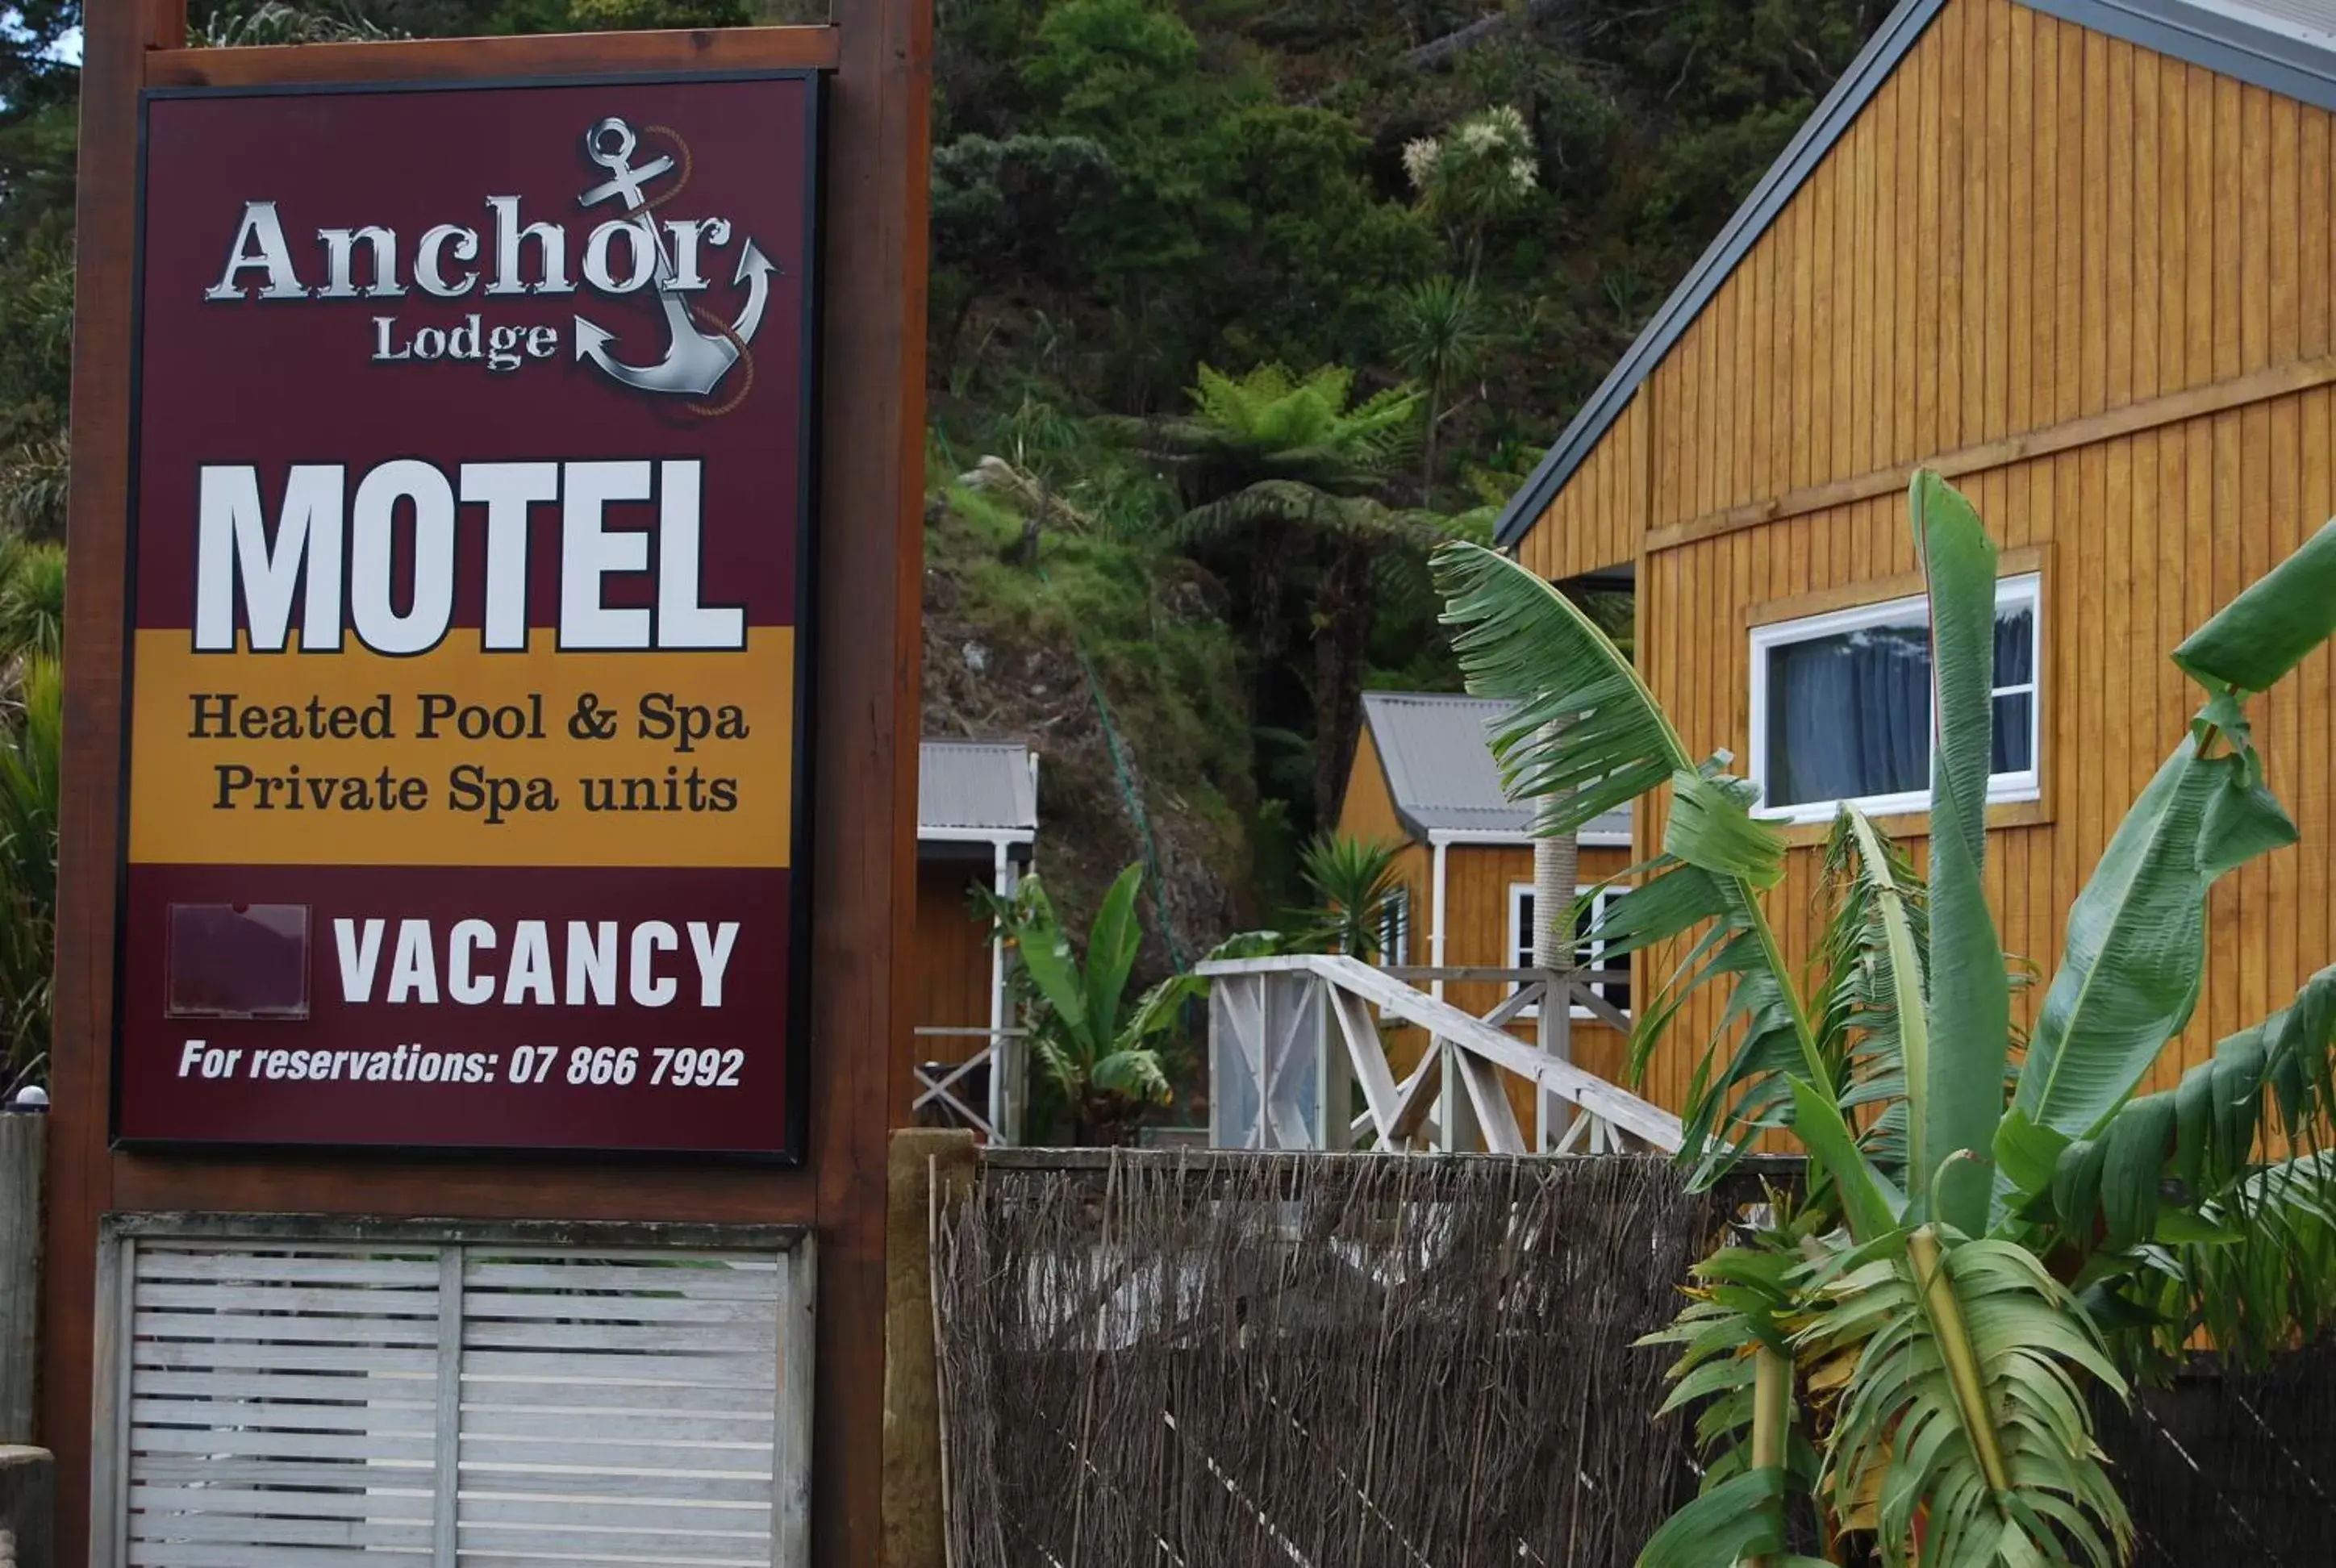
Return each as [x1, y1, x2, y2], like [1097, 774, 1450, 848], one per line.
[931, 1151, 1729, 1567]
[932, 1149, 2336, 1567]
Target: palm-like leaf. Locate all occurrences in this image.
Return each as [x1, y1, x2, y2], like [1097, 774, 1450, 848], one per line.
[1806, 1233, 2130, 1567]
[1090, 1047, 1172, 1104]
[1172, 481, 1450, 553]
[1007, 875, 1101, 1061]
[2006, 736, 2276, 1146]
[0, 539, 65, 658]
[1815, 811, 1927, 1179]
[1638, 1226, 1821, 1567]
[2009, 526, 2335, 1150]
[2171, 516, 2336, 696]
[2131, 1149, 2336, 1369]
[1433, 540, 1825, 1179]
[1626, 482, 2336, 1565]
[2003, 967, 2336, 1371]
[0, 654, 57, 1070]
[1081, 865, 1145, 1063]
[1133, 363, 1423, 497]
[1911, 475, 2013, 1233]
[1294, 833, 1403, 958]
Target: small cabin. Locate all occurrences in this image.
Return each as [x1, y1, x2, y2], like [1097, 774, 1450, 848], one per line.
[911, 739, 1038, 1139]
[1336, 692, 1635, 1091]
[1495, 0, 2336, 1116]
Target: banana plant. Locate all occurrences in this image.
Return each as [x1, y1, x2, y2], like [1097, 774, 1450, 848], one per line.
[1433, 473, 2336, 1564]
[987, 865, 1173, 1143]
[988, 864, 1288, 1144]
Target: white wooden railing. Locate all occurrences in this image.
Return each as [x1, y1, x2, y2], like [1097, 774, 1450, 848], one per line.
[1200, 953, 1682, 1156]
[912, 1026, 1027, 1144]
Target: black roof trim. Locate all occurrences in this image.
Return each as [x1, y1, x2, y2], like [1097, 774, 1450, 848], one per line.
[1494, 0, 2336, 549]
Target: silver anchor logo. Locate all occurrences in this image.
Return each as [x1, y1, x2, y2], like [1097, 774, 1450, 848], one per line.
[573, 117, 776, 400]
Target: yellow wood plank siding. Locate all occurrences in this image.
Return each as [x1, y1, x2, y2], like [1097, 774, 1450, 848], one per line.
[910, 860, 998, 1065]
[1633, 392, 2336, 1118]
[1517, 0, 2336, 556]
[1334, 728, 1410, 853]
[1505, 0, 2336, 1124]
[1519, 394, 1650, 582]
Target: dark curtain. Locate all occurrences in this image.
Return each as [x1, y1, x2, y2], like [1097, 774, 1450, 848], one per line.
[1991, 606, 2035, 774]
[1768, 622, 1931, 807]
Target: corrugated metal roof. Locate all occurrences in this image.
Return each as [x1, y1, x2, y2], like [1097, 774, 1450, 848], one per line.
[1360, 692, 1633, 844]
[1491, 0, 2336, 550]
[919, 740, 1037, 837]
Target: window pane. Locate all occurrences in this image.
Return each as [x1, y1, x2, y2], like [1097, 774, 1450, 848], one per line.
[1765, 620, 1932, 807]
[1513, 893, 1534, 969]
[1991, 690, 2034, 774]
[1994, 604, 2034, 688]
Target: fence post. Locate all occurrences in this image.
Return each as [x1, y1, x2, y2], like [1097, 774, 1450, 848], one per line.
[0, 1445, 51, 1568]
[883, 1128, 978, 1568]
[0, 1115, 40, 1445]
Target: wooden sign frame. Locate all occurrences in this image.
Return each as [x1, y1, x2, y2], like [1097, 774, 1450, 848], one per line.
[44, 3, 929, 1563]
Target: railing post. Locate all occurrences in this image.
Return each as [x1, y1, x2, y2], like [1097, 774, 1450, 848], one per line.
[1439, 1040, 1483, 1153]
[1316, 973, 1350, 1152]
[1535, 975, 1574, 1153]
[0, 1112, 41, 1445]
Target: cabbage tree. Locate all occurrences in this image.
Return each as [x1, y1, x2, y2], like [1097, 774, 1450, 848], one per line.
[1433, 473, 2336, 1565]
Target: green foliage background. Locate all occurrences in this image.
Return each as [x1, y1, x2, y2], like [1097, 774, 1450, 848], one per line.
[0, 0, 1884, 987]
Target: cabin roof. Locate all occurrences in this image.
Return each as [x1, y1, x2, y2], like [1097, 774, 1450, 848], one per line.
[1491, 0, 2336, 550]
[919, 740, 1038, 840]
[1360, 692, 1633, 844]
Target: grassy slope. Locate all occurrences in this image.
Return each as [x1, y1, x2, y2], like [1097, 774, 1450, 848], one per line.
[922, 482, 1258, 974]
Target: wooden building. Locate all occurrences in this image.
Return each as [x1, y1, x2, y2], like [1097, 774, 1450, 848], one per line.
[1337, 691, 1635, 1086]
[911, 739, 1037, 1138]
[1496, 0, 2336, 1114]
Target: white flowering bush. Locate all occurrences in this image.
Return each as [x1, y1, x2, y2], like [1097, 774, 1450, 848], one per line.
[1403, 106, 1539, 276]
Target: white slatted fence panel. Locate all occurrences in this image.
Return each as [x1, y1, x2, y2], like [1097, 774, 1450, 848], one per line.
[105, 1230, 812, 1568]
[125, 1242, 443, 1568]
[455, 1250, 784, 1567]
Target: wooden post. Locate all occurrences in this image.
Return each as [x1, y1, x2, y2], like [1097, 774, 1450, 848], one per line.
[0, 1117, 39, 1445]
[44, 5, 930, 1562]
[0, 1445, 52, 1568]
[882, 1130, 977, 1568]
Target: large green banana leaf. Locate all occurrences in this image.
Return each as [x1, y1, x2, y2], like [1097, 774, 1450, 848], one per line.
[1434, 542, 1826, 1181]
[1081, 864, 1145, 1060]
[1909, 473, 2012, 1235]
[1805, 1235, 2130, 1568]
[2171, 517, 2336, 694]
[2013, 519, 2336, 1144]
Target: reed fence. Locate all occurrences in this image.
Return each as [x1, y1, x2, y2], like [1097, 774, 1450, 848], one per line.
[929, 1147, 2336, 1567]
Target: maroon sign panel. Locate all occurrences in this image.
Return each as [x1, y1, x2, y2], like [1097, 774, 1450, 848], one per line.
[118, 74, 821, 1157]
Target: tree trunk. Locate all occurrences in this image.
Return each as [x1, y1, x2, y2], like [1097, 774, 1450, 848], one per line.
[1531, 722, 1578, 970]
[1531, 832, 1577, 968]
[1421, 371, 1443, 506]
[1312, 540, 1375, 828]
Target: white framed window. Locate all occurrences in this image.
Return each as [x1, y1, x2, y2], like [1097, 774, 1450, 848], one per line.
[1748, 572, 2041, 824]
[1375, 887, 1410, 969]
[1508, 882, 1633, 1020]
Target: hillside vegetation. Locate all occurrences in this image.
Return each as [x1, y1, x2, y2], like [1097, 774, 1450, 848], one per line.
[0, 0, 1880, 958]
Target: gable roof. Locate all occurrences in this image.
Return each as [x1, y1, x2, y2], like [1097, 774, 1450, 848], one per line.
[1361, 692, 1633, 844]
[919, 740, 1038, 840]
[1492, 0, 2336, 548]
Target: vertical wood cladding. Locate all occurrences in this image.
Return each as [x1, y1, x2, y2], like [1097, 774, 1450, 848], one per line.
[1514, 0, 2336, 1121]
